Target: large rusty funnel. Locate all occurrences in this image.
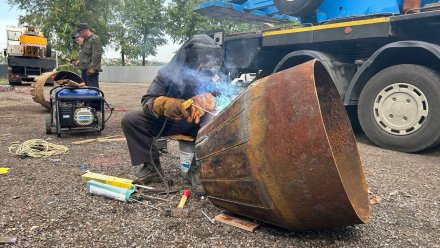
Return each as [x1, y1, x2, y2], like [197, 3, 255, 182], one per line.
[196, 60, 370, 231]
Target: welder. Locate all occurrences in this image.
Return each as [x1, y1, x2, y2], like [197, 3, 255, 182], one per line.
[121, 34, 222, 195]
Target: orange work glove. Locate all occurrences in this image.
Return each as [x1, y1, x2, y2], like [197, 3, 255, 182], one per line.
[187, 93, 216, 124]
[153, 96, 189, 120]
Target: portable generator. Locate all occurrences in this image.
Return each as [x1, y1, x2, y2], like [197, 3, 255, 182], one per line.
[46, 86, 113, 136]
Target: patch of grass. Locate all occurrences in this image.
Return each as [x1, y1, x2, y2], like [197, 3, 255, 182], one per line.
[0, 78, 8, 85]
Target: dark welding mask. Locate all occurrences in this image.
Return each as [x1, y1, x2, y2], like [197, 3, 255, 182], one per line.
[185, 43, 223, 77]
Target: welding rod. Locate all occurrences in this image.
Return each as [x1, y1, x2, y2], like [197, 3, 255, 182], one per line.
[191, 104, 217, 116]
[201, 210, 216, 224]
[130, 198, 160, 211]
[139, 193, 170, 202]
[134, 184, 156, 190]
[181, 99, 217, 116]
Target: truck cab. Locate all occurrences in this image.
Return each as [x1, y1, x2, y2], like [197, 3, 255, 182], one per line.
[5, 26, 23, 57]
[4, 26, 56, 85]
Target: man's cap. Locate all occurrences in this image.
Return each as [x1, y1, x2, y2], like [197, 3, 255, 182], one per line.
[76, 23, 89, 32]
[72, 33, 80, 39]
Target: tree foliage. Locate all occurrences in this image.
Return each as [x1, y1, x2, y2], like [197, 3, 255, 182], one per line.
[7, 0, 267, 64]
[120, 0, 167, 65]
[165, 0, 262, 43]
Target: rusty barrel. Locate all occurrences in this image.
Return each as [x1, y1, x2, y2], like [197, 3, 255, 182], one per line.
[195, 60, 370, 230]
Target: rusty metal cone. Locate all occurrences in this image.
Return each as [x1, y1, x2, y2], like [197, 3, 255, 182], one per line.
[31, 71, 85, 109]
[196, 60, 370, 231]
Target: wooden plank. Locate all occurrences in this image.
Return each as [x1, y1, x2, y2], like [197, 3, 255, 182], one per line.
[71, 136, 124, 145]
[214, 213, 259, 232]
[97, 138, 127, 143]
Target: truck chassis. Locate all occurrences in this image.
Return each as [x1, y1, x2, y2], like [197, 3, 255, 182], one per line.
[219, 10, 440, 152]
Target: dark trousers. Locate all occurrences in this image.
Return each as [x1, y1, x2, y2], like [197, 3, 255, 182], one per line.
[121, 110, 201, 166]
[81, 70, 100, 88]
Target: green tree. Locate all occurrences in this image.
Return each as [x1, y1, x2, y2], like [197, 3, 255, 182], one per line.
[109, 22, 132, 66]
[165, 0, 262, 43]
[8, 0, 118, 58]
[121, 0, 167, 66]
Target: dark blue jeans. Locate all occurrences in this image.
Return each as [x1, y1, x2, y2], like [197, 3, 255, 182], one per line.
[81, 70, 100, 88]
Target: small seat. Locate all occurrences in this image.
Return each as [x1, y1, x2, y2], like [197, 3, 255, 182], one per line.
[164, 134, 195, 142]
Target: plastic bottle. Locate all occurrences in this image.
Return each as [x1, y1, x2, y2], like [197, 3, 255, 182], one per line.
[178, 141, 195, 179]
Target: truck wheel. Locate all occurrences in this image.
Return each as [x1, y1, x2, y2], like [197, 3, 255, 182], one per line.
[358, 64, 440, 152]
[9, 80, 23, 86]
[273, 0, 323, 16]
[45, 44, 52, 58]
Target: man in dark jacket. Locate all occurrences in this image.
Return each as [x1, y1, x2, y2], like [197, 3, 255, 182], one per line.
[121, 34, 222, 194]
[76, 23, 103, 88]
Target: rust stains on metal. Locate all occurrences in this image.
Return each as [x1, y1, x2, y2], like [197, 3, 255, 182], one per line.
[196, 60, 370, 231]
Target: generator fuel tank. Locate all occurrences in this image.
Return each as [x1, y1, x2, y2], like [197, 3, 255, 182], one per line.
[196, 60, 370, 231]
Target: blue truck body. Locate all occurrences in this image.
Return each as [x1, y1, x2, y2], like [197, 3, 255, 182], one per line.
[195, 0, 439, 23]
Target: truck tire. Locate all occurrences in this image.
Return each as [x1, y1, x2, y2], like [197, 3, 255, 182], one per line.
[273, 0, 323, 16]
[9, 79, 23, 86]
[358, 64, 440, 152]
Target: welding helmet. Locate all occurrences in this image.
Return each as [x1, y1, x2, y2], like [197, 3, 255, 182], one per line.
[185, 42, 223, 74]
[159, 34, 223, 86]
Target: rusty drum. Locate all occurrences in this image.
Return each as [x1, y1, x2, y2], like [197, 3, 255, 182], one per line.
[196, 60, 370, 230]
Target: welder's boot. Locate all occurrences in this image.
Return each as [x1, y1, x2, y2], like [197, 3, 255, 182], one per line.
[187, 159, 206, 196]
[134, 162, 163, 184]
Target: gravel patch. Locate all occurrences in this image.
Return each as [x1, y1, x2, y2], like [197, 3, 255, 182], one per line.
[0, 83, 439, 247]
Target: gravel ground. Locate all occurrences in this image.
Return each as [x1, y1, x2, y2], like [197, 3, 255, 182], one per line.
[0, 83, 439, 247]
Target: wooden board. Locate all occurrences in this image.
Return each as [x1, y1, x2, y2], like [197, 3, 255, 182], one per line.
[214, 213, 259, 232]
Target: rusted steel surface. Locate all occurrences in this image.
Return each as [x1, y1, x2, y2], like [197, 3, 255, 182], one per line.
[196, 60, 370, 231]
[31, 71, 85, 109]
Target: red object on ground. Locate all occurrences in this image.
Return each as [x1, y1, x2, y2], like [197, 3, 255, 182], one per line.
[183, 190, 191, 197]
[177, 190, 191, 208]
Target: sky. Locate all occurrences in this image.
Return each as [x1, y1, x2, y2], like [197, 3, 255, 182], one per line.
[0, 0, 180, 62]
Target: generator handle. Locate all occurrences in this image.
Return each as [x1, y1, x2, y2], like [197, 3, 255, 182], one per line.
[50, 86, 106, 98]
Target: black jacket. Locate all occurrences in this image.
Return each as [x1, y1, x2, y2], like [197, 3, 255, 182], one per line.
[141, 34, 222, 117]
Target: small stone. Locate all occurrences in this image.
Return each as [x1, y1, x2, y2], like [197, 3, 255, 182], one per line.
[30, 225, 39, 232]
[389, 190, 399, 196]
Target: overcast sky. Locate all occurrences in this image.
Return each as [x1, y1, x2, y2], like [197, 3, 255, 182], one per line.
[0, 0, 180, 62]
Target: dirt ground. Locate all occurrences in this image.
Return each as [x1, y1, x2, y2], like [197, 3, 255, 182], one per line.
[1, 82, 439, 247]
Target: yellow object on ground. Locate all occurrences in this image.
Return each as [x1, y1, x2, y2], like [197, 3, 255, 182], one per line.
[0, 168, 11, 175]
[82, 172, 133, 189]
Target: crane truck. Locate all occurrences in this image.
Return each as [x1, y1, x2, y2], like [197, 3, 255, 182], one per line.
[195, 0, 440, 153]
[3, 26, 56, 85]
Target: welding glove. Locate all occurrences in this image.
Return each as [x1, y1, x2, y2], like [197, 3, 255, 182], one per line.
[153, 96, 189, 120]
[187, 93, 216, 124]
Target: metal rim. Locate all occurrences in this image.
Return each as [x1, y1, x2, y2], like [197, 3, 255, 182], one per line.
[373, 83, 429, 136]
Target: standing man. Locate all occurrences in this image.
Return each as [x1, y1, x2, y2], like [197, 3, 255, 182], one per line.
[72, 33, 84, 46]
[76, 23, 103, 88]
[121, 34, 222, 195]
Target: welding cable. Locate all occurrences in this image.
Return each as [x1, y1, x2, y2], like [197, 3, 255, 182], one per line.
[8, 139, 69, 158]
[149, 118, 171, 198]
[104, 100, 114, 124]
